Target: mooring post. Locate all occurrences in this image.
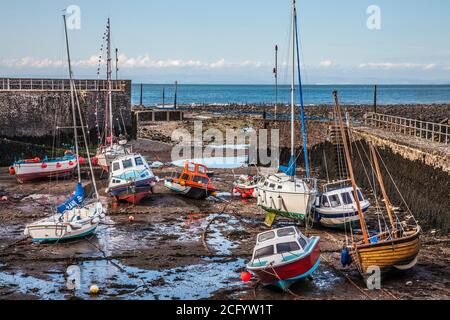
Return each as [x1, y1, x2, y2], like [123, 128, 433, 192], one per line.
[174, 81, 178, 109]
[140, 83, 143, 106]
[373, 84, 377, 114]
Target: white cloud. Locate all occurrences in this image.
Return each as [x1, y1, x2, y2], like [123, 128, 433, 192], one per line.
[319, 60, 336, 68]
[358, 62, 438, 70]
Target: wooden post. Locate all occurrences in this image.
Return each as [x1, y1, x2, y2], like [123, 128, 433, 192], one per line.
[373, 84, 377, 114]
[370, 143, 397, 236]
[140, 83, 143, 106]
[334, 91, 369, 244]
[174, 81, 178, 109]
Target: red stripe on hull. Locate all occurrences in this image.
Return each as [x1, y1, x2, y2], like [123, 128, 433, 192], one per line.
[117, 191, 149, 205]
[16, 169, 75, 183]
[253, 242, 320, 284]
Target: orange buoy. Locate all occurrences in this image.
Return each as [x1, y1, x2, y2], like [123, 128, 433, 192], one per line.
[9, 167, 15, 175]
[241, 272, 252, 283]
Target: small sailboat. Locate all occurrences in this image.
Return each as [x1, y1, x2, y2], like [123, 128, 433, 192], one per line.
[107, 153, 158, 205]
[24, 14, 105, 242]
[253, 0, 317, 227]
[94, 18, 129, 173]
[164, 162, 217, 200]
[247, 226, 320, 291]
[10, 151, 79, 184]
[333, 91, 421, 276]
[313, 180, 370, 229]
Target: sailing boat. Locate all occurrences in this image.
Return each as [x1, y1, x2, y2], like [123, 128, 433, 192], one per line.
[333, 91, 421, 276]
[24, 14, 105, 242]
[253, 0, 317, 227]
[95, 18, 129, 173]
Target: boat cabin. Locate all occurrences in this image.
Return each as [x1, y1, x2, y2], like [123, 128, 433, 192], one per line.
[175, 162, 215, 189]
[315, 180, 366, 209]
[250, 227, 311, 267]
[258, 174, 316, 193]
[110, 154, 153, 183]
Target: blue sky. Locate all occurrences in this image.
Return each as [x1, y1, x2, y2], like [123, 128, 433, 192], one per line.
[0, 0, 449, 84]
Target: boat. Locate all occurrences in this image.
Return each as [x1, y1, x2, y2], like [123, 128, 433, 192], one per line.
[313, 180, 370, 229]
[23, 13, 105, 242]
[10, 151, 79, 184]
[107, 153, 158, 204]
[164, 162, 217, 200]
[233, 175, 258, 199]
[94, 19, 129, 173]
[253, 0, 317, 227]
[247, 226, 320, 291]
[333, 91, 421, 277]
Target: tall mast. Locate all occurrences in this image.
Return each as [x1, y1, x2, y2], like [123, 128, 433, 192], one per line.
[63, 14, 81, 183]
[107, 18, 113, 148]
[370, 143, 397, 235]
[334, 91, 369, 244]
[290, 0, 296, 174]
[294, 3, 310, 178]
[115, 48, 119, 81]
[274, 44, 278, 121]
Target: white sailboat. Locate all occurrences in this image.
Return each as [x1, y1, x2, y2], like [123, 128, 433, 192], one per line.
[95, 18, 129, 173]
[254, 0, 317, 227]
[24, 14, 106, 242]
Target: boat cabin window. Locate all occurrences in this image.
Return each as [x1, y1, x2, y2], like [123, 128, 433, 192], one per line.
[298, 237, 308, 249]
[342, 192, 353, 205]
[112, 162, 120, 172]
[254, 246, 275, 260]
[269, 184, 276, 189]
[258, 231, 275, 243]
[277, 228, 296, 238]
[197, 166, 206, 174]
[135, 157, 144, 166]
[357, 190, 364, 202]
[277, 185, 283, 189]
[181, 173, 190, 181]
[276, 242, 301, 254]
[321, 196, 331, 208]
[193, 176, 209, 185]
[187, 163, 196, 172]
[329, 194, 341, 207]
[122, 159, 133, 169]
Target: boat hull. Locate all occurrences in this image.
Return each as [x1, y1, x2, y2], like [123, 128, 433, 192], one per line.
[248, 237, 321, 290]
[109, 178, 156, 205]
[353, 227, 421, 275]
[25, 219, 98, 242]
[13, 159, 77, 183]
[165, 181, 214, 200]
[315, 202, 370, 229]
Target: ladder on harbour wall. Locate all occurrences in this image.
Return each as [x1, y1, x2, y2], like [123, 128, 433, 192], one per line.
[329, 125, 350, 180]
[365, 113, 450, 145]
[0, 78, 126, 92]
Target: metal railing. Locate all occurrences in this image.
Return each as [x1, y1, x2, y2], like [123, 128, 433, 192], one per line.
[0, 78, 126, 92]
[365, 113, 450, 145]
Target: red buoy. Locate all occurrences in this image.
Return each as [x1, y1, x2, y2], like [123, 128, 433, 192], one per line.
[78, 157, 86, 165]
[69, 161, 74, 166]
[241, 271, 252, 283]
[56, 163, 62, 168]
[9, 167, 15, 175]
[41, 163, 48, 169]
[92, 157, 99, 166]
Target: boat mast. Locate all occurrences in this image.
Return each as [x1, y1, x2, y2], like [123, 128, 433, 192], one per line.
[370, 143, 397, 235]
[274, 44, 278, 121]
[333, 91, 369, 244]
[290, 0, 296, 179]
[107, 18, 114, 148]
[63, 14, 81, 183]
[293, 1, 310, 178]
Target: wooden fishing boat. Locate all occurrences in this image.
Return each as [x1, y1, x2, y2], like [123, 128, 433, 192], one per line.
[107, 153, 158, 205]
[247, 226, 320, 291]
[164, 162, 217, 200]
[313, 180, 370, 229]
[10, 152, 78, 184]
[233, 175, 257, 199]
[333, 91, 421, 277]
[23, 14, 105, 242]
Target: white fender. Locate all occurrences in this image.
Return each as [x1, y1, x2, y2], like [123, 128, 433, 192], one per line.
[91, 217, 100, 225]
[276, 196, 283, 211]
[252, 190, 259, 198]
[100, 213, 106, 220]
[23, 227, 30, 236]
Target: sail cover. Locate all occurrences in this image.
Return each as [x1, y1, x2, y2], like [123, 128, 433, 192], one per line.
[279, 156, 296, 177]
[56, 183, 85, 214]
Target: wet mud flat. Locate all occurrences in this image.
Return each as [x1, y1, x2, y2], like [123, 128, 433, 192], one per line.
[0, 162, 449, 300]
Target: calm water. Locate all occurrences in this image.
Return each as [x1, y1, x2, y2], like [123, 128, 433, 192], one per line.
[132, 84, 450, 106]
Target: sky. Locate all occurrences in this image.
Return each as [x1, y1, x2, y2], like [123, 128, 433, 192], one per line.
[0, 0, 449, 84]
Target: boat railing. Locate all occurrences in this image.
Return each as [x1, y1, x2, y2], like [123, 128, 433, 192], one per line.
[365, 112, 450, 145]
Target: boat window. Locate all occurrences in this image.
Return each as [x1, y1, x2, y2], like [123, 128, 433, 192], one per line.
[112, 162, 120, 172]
[277, 227, 296, 237]
[187, 163, 196, 172]
[258, 231, 275, 243]
[193, 176, 209, 185]
[357, 190, 364, 202]
[198, 166, 206, 174]
[264, 181, 269, 187]
[341, 192, 353, 205]
[254, 246, 275, 260]
[122, 159, 133, 169]
[277, 185, 283, 189]
[321, 195, 330, 208]
[298, 237, 308, 249]
[181, 174, 190, 181]
[269, 184, 276, 189]
[135, 157, 144, 166]
[276, 242, 301, 254]
[329, 194, 341, 207]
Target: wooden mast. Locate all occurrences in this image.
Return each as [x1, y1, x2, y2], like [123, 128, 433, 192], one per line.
[107, 18, 113, 148]
[333, 91, 369, 244]
[370, 143, 397, 235]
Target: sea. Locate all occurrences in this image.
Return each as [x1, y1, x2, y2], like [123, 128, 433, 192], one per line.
[132, 84, 450, 106]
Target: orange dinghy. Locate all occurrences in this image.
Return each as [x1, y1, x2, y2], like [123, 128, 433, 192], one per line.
[164, 163, 217, 200]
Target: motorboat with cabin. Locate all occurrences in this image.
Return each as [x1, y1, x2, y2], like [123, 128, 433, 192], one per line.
[247, 226, 320, 291]
[313, 180, 370, 229]
[107, 153, 158, 205]
[164, 162, 217, 200]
